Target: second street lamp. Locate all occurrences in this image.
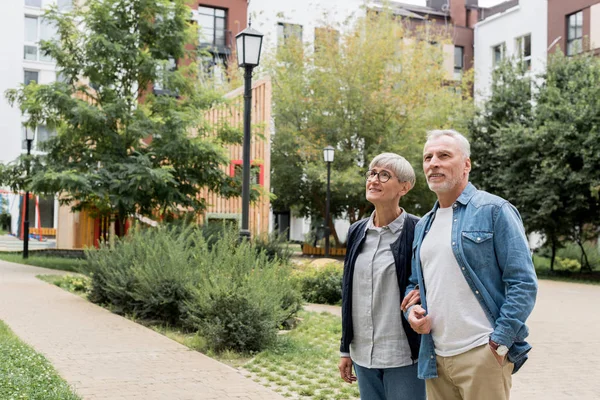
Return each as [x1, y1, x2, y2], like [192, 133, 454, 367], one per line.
[323, 146, 335, 257]
[23, 126, 35, 259]
[235, 24, 263, 240]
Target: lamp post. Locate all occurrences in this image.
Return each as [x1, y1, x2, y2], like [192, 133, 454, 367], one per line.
[323, 146, 335, 257]
[235, 24, 263, 240]
[23, 127, 35, 259]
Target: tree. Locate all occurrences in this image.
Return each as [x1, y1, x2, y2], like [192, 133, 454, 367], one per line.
[3, 0, 243, 234]
[470, 52, 600, 270]
[269, 10, 474, 244]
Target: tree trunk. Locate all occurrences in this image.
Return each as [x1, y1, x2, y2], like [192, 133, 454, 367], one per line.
[576, 237, 592, 273]
[550, 236, 556, 272]
[115, 212, 127, 238]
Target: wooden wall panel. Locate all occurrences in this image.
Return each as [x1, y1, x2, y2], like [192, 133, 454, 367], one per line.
[199, 78, 272, 236]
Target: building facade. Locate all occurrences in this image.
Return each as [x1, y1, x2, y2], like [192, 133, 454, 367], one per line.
[547, 0, 600, 56]
[0, 0, 64, 239]
[474, 0, 548, 103]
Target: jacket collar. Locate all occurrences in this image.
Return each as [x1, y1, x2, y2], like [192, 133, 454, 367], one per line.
[428, 182, 477, 216]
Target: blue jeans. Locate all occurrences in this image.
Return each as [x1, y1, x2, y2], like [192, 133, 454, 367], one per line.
[353, 362, 425, 400]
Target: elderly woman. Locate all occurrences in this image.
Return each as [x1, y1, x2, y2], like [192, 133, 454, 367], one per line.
[338, 153, 425, 400]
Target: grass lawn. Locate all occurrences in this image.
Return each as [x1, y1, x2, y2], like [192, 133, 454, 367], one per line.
[0, 253, 85, 272]
[0, 320, 81, 400]
[243, 311, 360, 400]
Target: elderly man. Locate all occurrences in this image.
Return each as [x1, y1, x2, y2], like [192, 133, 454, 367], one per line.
[402, 130, 537, 400]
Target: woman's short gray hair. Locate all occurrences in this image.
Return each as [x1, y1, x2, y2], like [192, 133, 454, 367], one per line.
[369, 153, 416, 189]
[426, 129, 471, 158]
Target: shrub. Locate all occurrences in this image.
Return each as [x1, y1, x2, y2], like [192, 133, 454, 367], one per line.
[253, 232, 293, 264]
[85, 225, 301, 352]
[297, 263, 343, 305]
[199, 292, 277, 352]
[182, 230, 300, 351]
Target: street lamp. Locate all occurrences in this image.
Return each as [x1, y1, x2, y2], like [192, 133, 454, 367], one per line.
[23, 126, 35, 259]
[323, 146, 334, 257]
[235, 24, 263, 240]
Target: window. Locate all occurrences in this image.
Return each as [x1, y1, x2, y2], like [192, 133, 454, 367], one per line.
[230, 161, 263, 186]
[23, 16, 56, 62]
[515, 34, 532, 70]
[154, 58, 177, 94]
[454, 46, 464, 79]
[57, 0, 73, 11]
[21, 125, 56, 151]
[197, 6, 227, 48]
[567, 11, 583, 56]
[198, 55, 226, 87]
[492, 42, 505, 67]
[314, 27, 339, 54]
[24, 70, 39, 85]
[25, 0, 42, 7]
[277, 23, 302, 45]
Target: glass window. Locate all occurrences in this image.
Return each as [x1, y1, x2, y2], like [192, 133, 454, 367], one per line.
[39, 19, 56, 62]
[492, 42, 505, 67]
[57, 0, 73, 11]
[24, 46, 38, 61]
[197, 6, 227, 48]
[277, 22, 302, 46]
[567, 11, 583, 56]
[21, 125, 55, 151]
[24, 70, 39, 85]
[25, 0, 42, 7]
[515, 34, 532, 70]
[454, 46, 464, 78]
[25, 16, 38, 43]
[314, 27, 339, 54]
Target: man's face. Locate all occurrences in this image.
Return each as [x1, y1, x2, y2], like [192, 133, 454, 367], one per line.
[423, 135, 471, 195]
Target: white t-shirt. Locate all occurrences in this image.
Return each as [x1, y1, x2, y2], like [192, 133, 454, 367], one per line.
[420, 206, 493, 357]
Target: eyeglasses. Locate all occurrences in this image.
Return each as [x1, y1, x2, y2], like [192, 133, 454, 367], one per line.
[365, 169, 394, 183]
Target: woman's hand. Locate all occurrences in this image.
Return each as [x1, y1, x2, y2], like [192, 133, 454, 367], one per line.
[338, 357, 357, 384]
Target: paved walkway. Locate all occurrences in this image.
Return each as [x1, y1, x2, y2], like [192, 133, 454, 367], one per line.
[0, 234, 56, 251]
[0, 260, 284, 400]
[307, 279, 600, 400]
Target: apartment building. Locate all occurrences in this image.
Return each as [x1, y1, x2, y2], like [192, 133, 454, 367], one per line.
[0, 0, 65, 237]
[547, 0, 600, 56]
[473, 0, 548, 103]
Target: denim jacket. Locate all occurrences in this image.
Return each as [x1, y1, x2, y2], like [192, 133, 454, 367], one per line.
[406, 183, 538, 379]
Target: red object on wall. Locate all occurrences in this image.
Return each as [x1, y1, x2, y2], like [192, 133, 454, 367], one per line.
[230, 159, 264, 186]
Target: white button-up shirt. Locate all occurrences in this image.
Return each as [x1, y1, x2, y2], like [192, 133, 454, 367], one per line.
[350, 210, 413, 369]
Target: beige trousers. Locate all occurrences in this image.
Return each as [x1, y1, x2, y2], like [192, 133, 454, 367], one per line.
[426, 343, 514, 400]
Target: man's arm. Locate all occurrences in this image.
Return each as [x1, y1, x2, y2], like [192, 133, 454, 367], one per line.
[491, 203, 538, 347]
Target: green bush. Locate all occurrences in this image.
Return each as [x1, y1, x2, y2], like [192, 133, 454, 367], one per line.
[84, 225, 300, 352]
[182, 230, 300, 351]
[297, 264, 343, 305]
[537, 241, 600, 271]
[253, 232, 293, 264]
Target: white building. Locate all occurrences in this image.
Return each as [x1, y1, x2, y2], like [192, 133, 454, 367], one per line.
[0, 0, 65, 237]
[473, 0, 548, 103]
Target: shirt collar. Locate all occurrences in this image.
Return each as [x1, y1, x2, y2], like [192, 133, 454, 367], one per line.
[430, 182, 478, 213]
[365, 208, 407, 234]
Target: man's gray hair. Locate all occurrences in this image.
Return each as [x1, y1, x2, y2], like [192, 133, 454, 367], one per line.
[369, 153, 416, 188]
[426, 129, 471, 158]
